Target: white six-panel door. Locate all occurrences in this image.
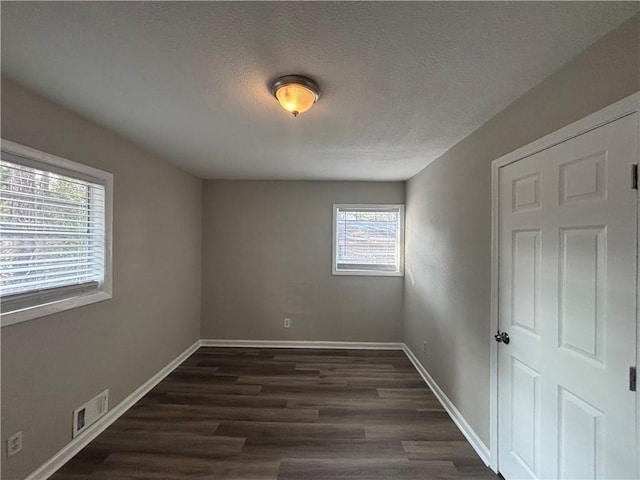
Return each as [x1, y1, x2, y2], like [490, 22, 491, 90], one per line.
[497, 112, 638, 479]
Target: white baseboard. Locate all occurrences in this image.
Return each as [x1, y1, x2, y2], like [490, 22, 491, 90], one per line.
[26, 339, 201, 480]
[402, 344, 492, 467]
[200, 339, 405, 350]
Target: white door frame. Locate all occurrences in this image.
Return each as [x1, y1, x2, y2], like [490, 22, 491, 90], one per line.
[489, 91, 640, 474]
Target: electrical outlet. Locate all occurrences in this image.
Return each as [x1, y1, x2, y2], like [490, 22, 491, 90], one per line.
[283, 317, 291, 328]
[7, 431, 22, 456]
[423, 341, 427, 353]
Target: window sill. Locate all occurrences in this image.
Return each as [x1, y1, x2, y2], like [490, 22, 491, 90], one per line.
[1, 290, 112, 328]
[332, 269, 405, 277]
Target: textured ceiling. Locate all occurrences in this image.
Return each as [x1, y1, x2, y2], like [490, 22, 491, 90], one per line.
[2, 2, 638, 180]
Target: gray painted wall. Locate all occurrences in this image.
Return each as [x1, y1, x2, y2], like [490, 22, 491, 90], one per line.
[1, 78, 203, 479]
[201, 180, 405, 342]
[403, 14, 640, 446]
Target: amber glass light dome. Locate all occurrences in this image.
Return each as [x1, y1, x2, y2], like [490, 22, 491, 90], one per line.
[270, 75, 320, 117]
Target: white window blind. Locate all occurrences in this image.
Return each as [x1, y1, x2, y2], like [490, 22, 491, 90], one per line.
[1, 155, 106, 314]
[333, 204, 404, 276]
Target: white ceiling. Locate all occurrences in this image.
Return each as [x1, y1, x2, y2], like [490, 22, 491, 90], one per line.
[2, 2, 637, 181]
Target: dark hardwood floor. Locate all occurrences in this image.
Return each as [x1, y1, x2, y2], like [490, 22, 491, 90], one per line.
[51, 347, 498, 479]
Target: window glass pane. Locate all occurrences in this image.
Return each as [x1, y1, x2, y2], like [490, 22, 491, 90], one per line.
[0, 158, 105, 307]
[335, 206, 401, 273]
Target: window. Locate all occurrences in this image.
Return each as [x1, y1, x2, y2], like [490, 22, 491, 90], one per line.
[332, 204, 404, 276]
[1, 140, 112, 326]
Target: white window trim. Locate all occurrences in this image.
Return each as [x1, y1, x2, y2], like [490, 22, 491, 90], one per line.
[332, 203, 405, 277]
[1, 139, 113, 327]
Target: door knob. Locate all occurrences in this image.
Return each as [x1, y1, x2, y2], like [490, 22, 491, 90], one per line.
[494, 331, 510, 344]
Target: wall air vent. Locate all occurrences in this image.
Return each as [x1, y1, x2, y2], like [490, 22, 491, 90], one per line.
[72, 389, 109, 438]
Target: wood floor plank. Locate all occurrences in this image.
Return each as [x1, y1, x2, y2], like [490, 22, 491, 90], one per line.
[169, 365, 220, 376]
[258, 384, 381, 399]
[122, 402, 320, 423]
[346, 378, 428, 388]
[318, 370, 422, 379]
[277, 458, 458, 480]
[50, 347, 497, 480]
[152, 381, 262, 396]
[402, 440, 478, 461]
[53, 474, 135, 480]
[365, 422, 467, 441]
[274, 354, 405, 364]
[286, 396, 443, 410]
[237, 375, 347, 387]
[296, 363, 396, 371]
[263, 348, 351, 356]
[85, 431, 245, 458]
[215, 420, 366, 440]
[107, 417, 222, 434]
[377, 387, 440, 399]
[196, 357, 298, 368]
[95, 453, 280, 480]
[318, 407, 451, 425]
[52, 448, 109, 477]
[153, 392, 289, 408]
[242, 438, 407, 460]
[215, 366, 317, 376]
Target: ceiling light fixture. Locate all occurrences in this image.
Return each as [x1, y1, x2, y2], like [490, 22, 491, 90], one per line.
[270, 75, 320, 117]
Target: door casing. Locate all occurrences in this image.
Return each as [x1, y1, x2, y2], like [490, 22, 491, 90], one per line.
[489, 91, 640, 474]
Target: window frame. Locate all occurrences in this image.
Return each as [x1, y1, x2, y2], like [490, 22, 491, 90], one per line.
[1, 139, 113, 327]
[332, 203, 405, 277]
